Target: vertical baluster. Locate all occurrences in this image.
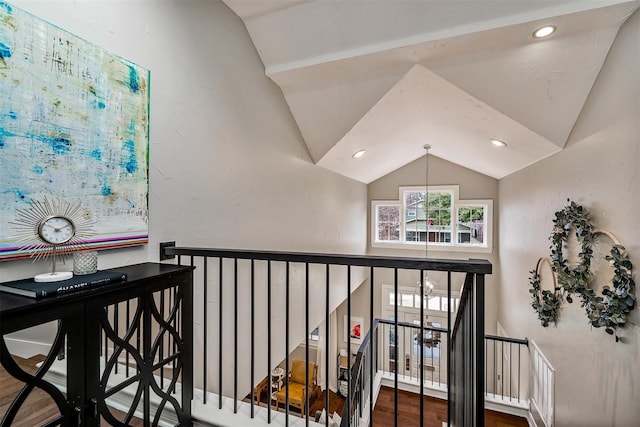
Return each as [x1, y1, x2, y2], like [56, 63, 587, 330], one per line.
[325, 264, 330, 427]
[285, 261, 290, 425]
[509, 343, 513, 401]
[403, 323, 407, 381]
[493, 339, 497, 396]
[437, 330, 441, 387]
[305, 262, 309, 425]
[446, 271, 452, 424]
[219, 257, 223, 410]
[393, 267, 398, 427]
[250, 259, 255, 418]
[267, 260, 272, 422]
[501, 341, 504, 400]
[383, 323, 387, 374]
[369, 266, 374, 426]
[203, 257, 208, 404]
[485, 338, 488, 396]
[347, 265, 351, 427]
[234, 258, 238, 413]
[475, 274, 485, 427]
[430, 328, 434, 384]
[518, 343, 522, 402]
[419, 269, 424, 427]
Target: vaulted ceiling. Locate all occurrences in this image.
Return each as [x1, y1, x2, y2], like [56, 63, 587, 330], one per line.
[222, 0, 639, 183]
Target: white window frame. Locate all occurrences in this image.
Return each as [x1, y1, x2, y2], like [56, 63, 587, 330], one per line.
[371, 185, 493, 253]
[371, 200, 402, 243]
[382, 284, 461, 318]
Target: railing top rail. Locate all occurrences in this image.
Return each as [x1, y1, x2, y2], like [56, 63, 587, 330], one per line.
[373, 319, 528, 345]
[377, 318, 449, 334]
[485, 334, 529, 346]
[165, 246, 492, 274]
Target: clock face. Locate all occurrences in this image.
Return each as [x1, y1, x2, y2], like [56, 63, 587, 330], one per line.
[38, 216, 76, 245]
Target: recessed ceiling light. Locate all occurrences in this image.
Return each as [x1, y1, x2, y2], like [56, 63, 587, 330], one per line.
[533, 25, 556, 39]
[352, 150, 366, 158]
[491, 139, 507, 147]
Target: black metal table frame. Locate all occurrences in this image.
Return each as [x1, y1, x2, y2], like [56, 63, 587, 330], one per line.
[0, 262, 194, 427]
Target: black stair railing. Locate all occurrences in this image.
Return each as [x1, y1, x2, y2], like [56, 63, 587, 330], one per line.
[160, 244, 491, 427]
[450, 271, 485, 426]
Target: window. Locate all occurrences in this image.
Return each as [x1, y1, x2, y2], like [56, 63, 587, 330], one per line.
[457, 204, 486, 245]
[384, 286, 460, 315]
[372, 201, 401, 242]
[372, 185, 492, 252]
[404, 188, 452, 243]
[309, 327, 319, 341]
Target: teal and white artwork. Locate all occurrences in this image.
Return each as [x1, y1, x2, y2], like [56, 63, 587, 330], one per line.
[0, 2, 149, 260]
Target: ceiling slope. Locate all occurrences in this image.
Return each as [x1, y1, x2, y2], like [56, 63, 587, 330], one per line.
[223, 0, 639, 182]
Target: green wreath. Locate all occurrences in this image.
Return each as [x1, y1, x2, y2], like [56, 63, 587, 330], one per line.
[547, 200, 635, 340]
[549, 200, 596, 303]
[582, 243, 635, 340]
[529, 258, 561, 327]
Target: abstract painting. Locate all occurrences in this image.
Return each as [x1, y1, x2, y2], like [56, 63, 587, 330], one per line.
[0, 2, 150, 260]
[344, 316, 364, 345]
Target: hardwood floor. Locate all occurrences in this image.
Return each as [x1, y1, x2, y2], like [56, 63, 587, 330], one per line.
[0, 353, 143, 426]
[372, 386, 528, 427]
[4, 357, 525, 426]
[0, 354, 62, 427]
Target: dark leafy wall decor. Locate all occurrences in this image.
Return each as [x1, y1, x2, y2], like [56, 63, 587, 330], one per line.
[529, 200, 636, 340]
[529, 257, 561, 327]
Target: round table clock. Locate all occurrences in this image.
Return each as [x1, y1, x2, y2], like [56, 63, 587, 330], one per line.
[11, 197, 94, 282]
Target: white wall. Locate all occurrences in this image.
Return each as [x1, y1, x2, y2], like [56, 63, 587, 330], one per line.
[498, 10, 639, 427]
[2, 0, 367, 399]
[367, 154, 500, 335]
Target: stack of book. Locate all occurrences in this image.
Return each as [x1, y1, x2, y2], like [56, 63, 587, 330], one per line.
[0, 270, 127, 299]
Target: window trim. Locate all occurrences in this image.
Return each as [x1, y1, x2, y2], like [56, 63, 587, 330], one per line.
[371, 185, 493, 253]
[371, 200, 402, 243]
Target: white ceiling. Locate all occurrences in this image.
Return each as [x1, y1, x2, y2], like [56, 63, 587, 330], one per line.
[223, 0, 639, 183]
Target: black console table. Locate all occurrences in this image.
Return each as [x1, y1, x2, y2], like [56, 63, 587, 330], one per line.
[0, 262, 194, 426]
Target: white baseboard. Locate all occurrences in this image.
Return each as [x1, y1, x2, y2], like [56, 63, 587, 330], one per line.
[4, 337, 52, 359]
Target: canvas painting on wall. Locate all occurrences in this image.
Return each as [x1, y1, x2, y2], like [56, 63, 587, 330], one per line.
[0, 2, 150, 260]
[344, 316, 364, 345]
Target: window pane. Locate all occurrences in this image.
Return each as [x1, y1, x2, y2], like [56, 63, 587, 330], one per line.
[404, 190, 446, 242]
[404, 191, 426, 242]
[310, 327, 319, 340]
[427, 191, 452, 242]
[457, 205, 485, 245]
[377, 205, 401, 241]
[427, 296, 440, 310]
[389, 293, 395, 306]
[401, 293, 414, 307]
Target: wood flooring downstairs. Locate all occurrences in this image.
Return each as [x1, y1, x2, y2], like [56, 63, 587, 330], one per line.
[373, 386, 528, 427]
[2, 355, 527, 426]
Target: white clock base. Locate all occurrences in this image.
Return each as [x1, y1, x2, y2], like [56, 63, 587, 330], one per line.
[34, 271, 73, 282]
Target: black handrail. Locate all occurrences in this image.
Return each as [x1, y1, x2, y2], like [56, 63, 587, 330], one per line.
[161, 244, 491, 427]
[485, 334, 528, 345]
[163, 246, 492, 274]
